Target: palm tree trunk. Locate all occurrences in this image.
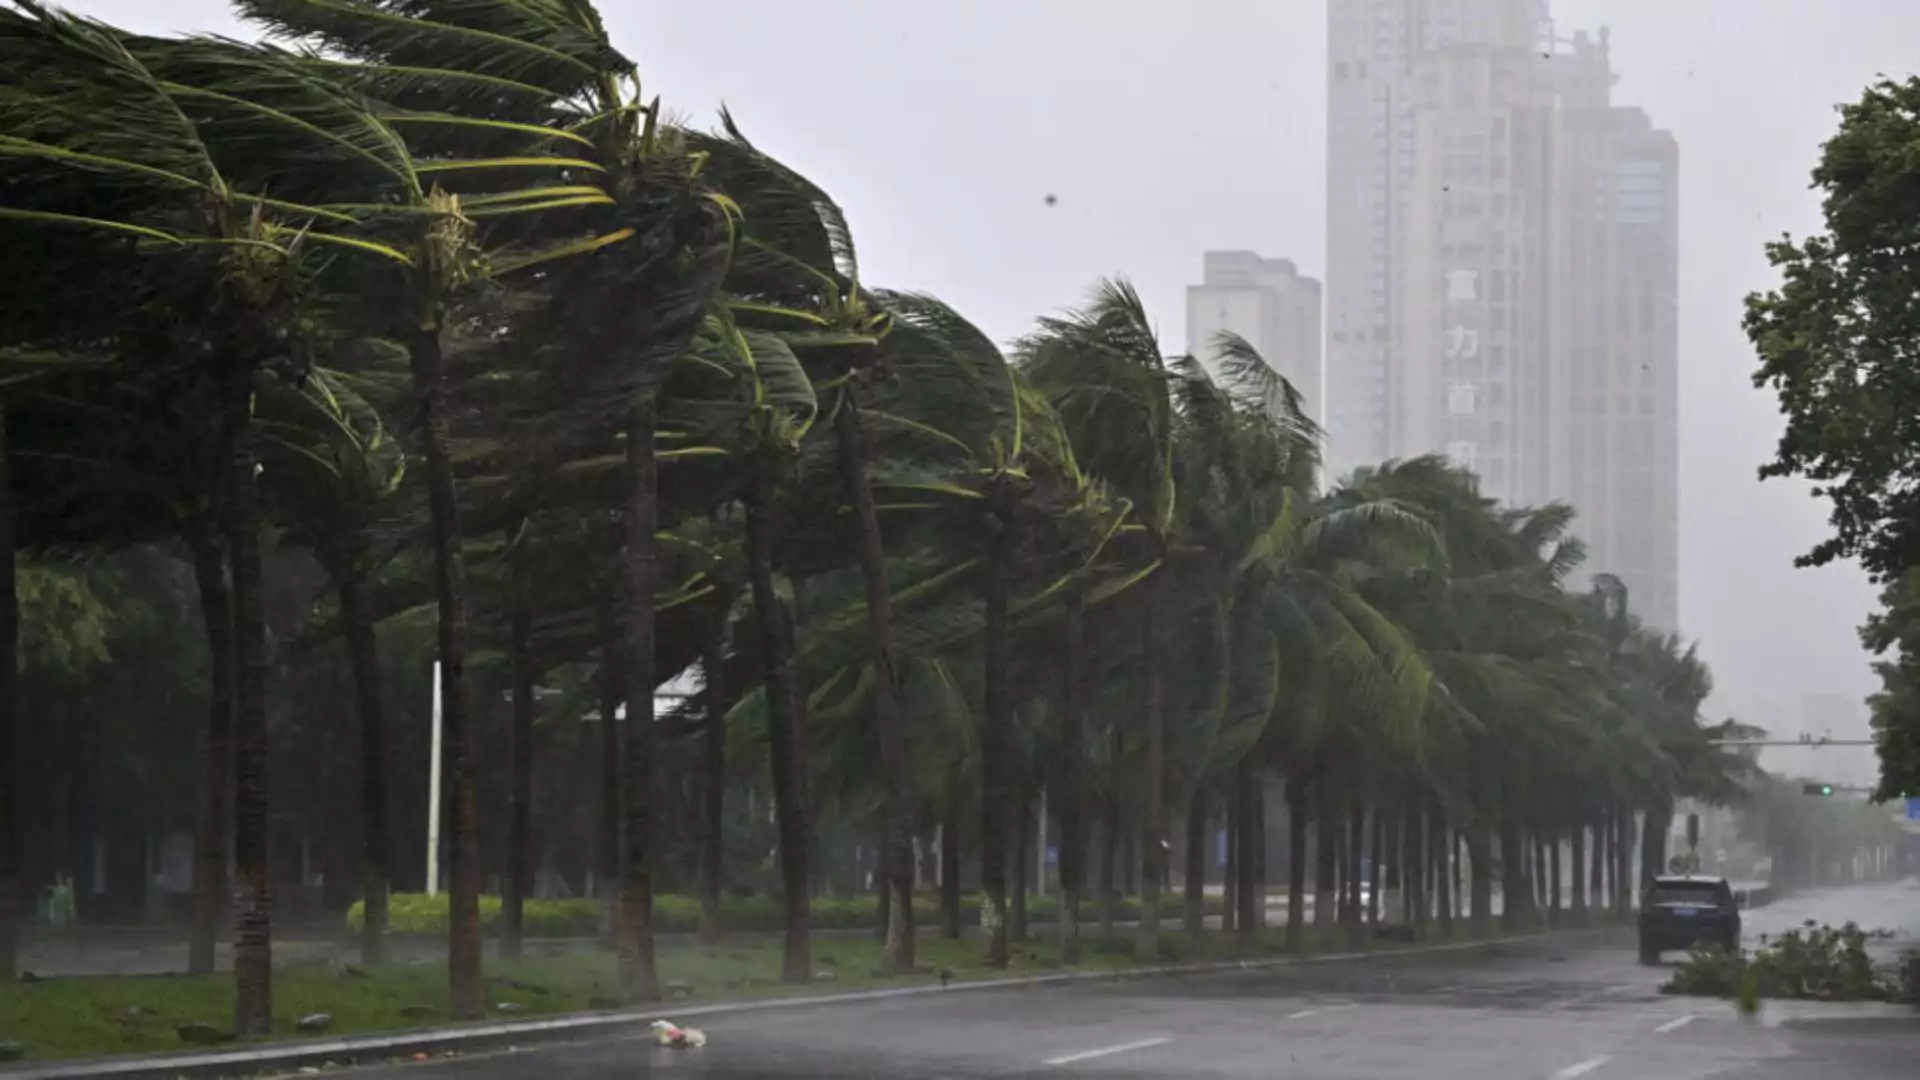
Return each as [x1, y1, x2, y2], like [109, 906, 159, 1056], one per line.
[334, 537, 389, 967]
[1183, 785, 1206, 947]
[503, 529, 535, 962]
[1644, 803, 1672, 886]
[1222, 783, 1237, 935]
[1407, 807, 1426, 938]
[940, 797, 961, 938]
[744, 464, 809, 984]
[595, 595, 625, 941]
[833, 402, 916, 972]
[1571, 823, 1588, 922]
[1010, 775, 1029, 943]
[1314, 791, 1336, 932]
[1250, 778, 1267, 936]
[225, 375, 273, 1038]
[979, 525, 1011, 969]
[1286, 783, 1307, 951]
[1233, 762, 1257, 951]
[1466, 822, 1493, 937]
[1498, 822, 1527, 931]
[697, 623, 726, 946]
[408, 329, 482, 1020]
[1099, 798, 1118, 942]
[1613, 805, 1635, 914]
[1591, 815, 1608, 913]
[619, 399, 663, 999]
[1539, 832, 1553, 916]
[873, 815, 889, 943]
[1135, 578, 1164, 963]
[593, 595, 623, 947]
[1434, 814, 1453, 938]
[1549, 830, 1563, 924]
[0, 414, 18, 983]
[1057, 595, 1085, 963]
[1344, 803, 1365, 944]
[1367, 809, 1384, 927]
[185, 515, 233, 977]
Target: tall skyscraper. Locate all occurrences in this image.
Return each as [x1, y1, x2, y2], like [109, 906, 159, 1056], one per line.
[1325, 0, 1680, 630]
[1185, 252, 1323, 421]
[1548, 29, 1680, 630]
[1325, 0, 1552, 499]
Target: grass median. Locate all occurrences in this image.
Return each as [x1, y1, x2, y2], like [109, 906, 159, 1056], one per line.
[0, 918, 1587, 1063]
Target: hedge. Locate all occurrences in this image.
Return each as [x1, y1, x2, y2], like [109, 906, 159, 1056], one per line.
[347, 891, 1226, 938]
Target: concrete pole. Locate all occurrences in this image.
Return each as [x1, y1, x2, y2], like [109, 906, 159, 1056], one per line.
[426, 660, 443, 897]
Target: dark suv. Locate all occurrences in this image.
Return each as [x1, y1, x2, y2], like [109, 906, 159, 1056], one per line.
[1638, 874, 1741, 964]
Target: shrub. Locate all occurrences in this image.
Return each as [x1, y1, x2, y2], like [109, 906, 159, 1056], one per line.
[346, 890, 1222, 938]
[346, 894, 600, 938]
[1893, 947, 1920, 1005]
[1664, 921, 1905, 1003]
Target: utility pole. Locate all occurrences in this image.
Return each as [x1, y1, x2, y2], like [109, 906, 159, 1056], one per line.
[426, 660, 443, 897]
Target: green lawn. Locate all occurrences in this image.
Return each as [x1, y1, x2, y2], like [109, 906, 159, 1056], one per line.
[0, 922, 1542, 1062]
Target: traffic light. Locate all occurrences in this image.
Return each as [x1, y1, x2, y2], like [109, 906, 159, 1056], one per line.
[1802, 782, 1834, 797]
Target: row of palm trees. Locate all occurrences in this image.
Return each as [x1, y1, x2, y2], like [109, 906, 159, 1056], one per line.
[0, 0, 1750, 1038]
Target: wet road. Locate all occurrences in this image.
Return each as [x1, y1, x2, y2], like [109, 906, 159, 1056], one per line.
[361, 883, 1920, 1079]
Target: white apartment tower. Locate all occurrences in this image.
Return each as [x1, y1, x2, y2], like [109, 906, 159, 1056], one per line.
[1326, 0, 1556, 504]
[1185, 252, 1323, 422]
[1326, 0, 1680, 630]
[1548, 29, 1680, 630]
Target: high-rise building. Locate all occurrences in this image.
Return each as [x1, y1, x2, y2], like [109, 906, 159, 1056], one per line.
[1547, 29, 1679, 630]
[1325, 0, 1553, 501]
[1326, 0, 1681, 630]
[1185, 252, 1323, 420]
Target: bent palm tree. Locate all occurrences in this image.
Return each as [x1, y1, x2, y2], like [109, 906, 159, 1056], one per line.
[0, 5, 423, 1031]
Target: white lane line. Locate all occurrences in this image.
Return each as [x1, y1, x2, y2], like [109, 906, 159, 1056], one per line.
[1550, 1055, 1612, 1079]
[1655, 1014, 1697, 1033]
[1285, 1000, 1358, 1019]
[1043, 1036, 1174, 1067]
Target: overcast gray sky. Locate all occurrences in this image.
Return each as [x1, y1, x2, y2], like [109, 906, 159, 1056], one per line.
[67, 0, 1919, 765]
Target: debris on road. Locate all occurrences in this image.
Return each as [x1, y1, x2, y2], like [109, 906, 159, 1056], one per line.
[651, 1019, 707, 1048]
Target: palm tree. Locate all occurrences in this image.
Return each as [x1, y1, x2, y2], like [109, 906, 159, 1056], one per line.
[0, 6, 425, 1030]
[861, 291, 1096, 968]
[685, 315, 820, 981]
[692, 119, 919, 970]
[1021, 278, 1181, 962]
[237, 0, 740, 1005]
[256, 367, 407, 966]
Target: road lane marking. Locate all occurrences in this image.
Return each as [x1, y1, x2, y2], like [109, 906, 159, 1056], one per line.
[1043, 1036, 1173, 1067]
[1655, 1014, 1697, 1033]
[1285, 1001, 1358, 1019]
[1551, 1056, 1612, 1079]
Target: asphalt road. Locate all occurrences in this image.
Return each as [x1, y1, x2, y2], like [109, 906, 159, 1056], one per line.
[352, 882, 1920, 1080]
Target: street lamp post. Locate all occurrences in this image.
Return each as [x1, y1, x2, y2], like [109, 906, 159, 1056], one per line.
[426, 661, 442, 897]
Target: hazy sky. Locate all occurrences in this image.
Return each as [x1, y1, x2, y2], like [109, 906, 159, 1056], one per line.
[65, 1, 1920, 768]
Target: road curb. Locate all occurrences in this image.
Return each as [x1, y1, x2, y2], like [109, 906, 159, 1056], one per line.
[0, 924, 1627, 1079]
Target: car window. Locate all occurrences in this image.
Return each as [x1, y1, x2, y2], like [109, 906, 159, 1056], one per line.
[1648, 882, 1722, 905]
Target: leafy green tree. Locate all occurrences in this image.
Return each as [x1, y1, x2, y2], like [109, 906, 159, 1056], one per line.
[1745, 77, 1920, 802]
